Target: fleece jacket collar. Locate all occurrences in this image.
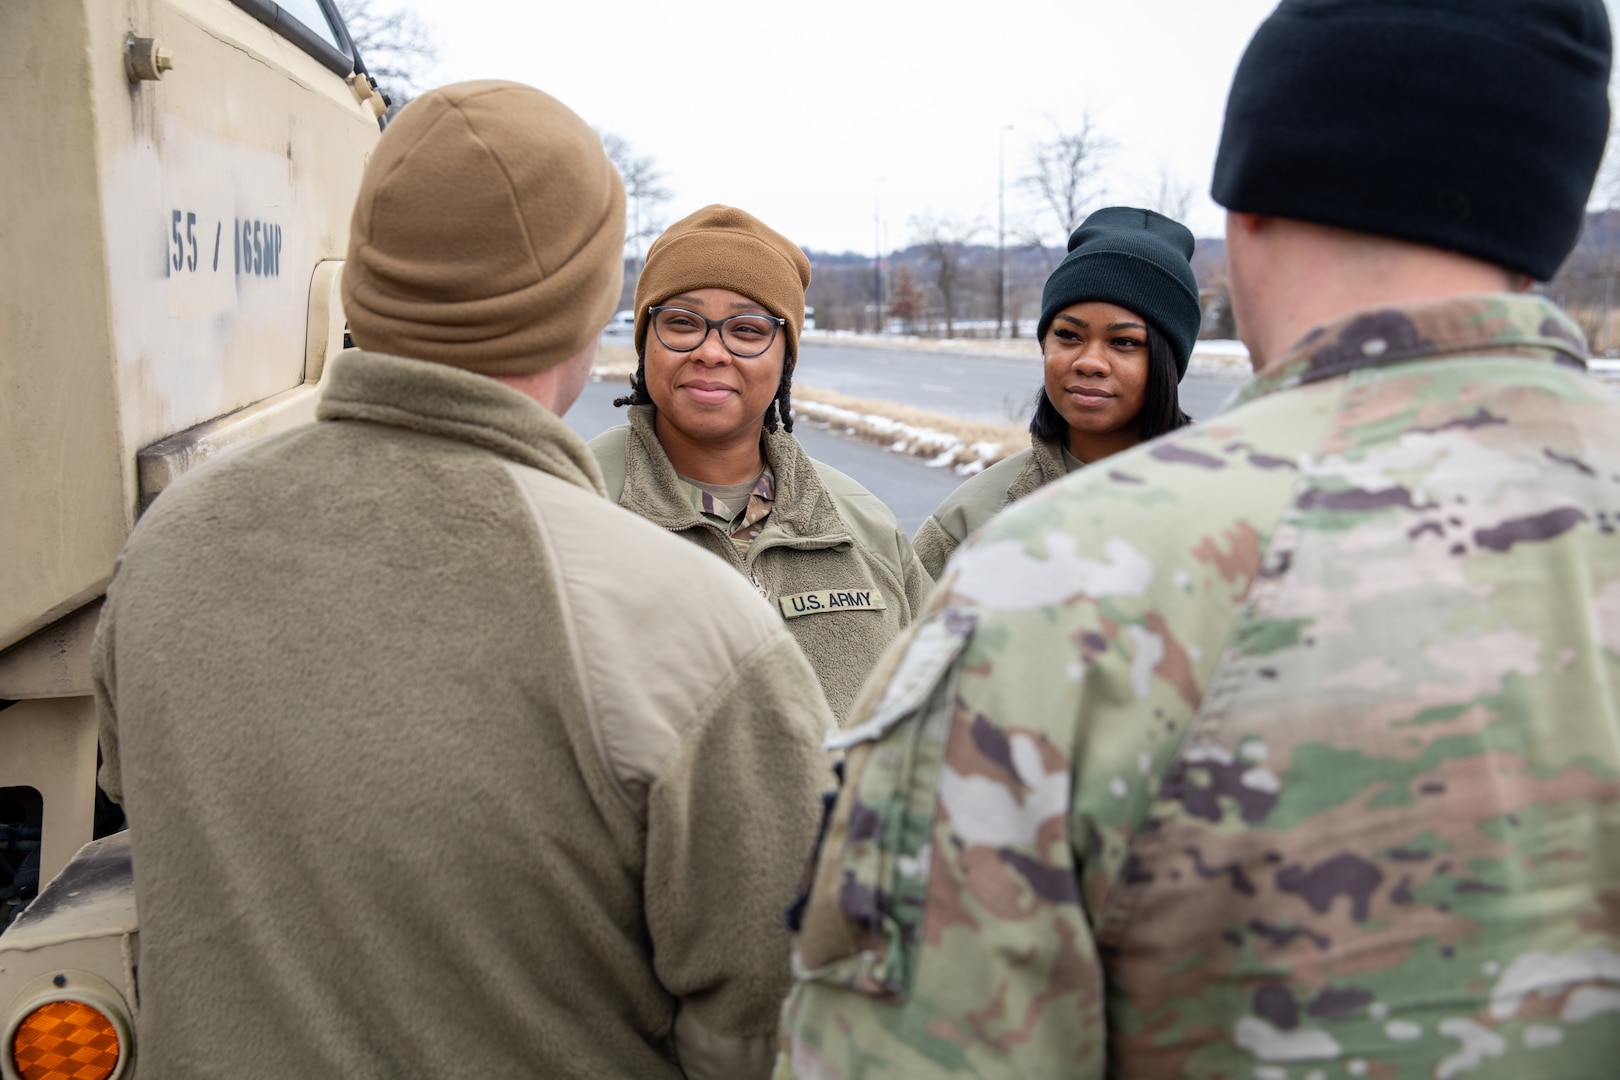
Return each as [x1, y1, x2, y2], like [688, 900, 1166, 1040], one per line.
[620, 405, 851, 546]
[1008, 435, 1069, 505]
[316, 349, 607, 497]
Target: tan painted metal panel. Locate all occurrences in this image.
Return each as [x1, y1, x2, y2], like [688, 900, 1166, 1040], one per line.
[1, 0, 379, 652]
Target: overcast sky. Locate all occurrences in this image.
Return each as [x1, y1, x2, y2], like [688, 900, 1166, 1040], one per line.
[399, 0, 1617, 255]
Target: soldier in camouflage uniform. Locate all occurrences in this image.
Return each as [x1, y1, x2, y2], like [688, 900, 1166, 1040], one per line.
[776, 1, 1620, 1077]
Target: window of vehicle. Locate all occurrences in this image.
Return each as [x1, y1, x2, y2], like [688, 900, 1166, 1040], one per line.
[274, 0, 344, 53]
[230, 0, 356, 78]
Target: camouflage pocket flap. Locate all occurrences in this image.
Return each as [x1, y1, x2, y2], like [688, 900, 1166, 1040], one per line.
[825, 609, 977, 751]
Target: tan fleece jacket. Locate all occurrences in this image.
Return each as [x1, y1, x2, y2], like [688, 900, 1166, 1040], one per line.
[589, 406, 932, 725]
[93, 351, 832, 1080]
[912, 433, 1070, 580]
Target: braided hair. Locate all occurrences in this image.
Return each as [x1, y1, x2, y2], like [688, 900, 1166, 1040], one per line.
[613, 345, 796, 434]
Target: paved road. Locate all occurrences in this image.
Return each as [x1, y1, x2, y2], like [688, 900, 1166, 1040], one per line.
[566, 378, 963, 535]
[796, 342, 1245, 423]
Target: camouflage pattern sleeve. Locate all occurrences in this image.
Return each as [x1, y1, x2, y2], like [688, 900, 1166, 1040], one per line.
[777, 296, 1620, 1079]
[774, 382, 1320, 1078]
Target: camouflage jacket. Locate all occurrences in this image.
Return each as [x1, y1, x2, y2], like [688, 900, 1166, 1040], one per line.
[776, 294, 1620, 1079]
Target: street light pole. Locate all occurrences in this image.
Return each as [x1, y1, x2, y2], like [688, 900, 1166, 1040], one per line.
[997, 124, 1014, 339]
[873, 177, 884, 336]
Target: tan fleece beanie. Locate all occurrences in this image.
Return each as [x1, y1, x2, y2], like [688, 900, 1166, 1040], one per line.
[633, 205, 812, 363]
[342, 80, 626, 375]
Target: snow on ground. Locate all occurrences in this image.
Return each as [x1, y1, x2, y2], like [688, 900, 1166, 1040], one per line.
[793, 398, 1004, 475]
[1187, 339, 1253, 378]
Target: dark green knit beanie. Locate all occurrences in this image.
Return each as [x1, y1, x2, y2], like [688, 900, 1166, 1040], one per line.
[1037, 206, 1201, 378]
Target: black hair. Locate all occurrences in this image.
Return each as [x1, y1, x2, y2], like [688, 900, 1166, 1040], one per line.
[612, 343, 796, 434]
[1028, 319, 1192, 445]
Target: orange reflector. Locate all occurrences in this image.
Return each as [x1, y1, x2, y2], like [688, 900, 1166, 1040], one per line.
[11, 999, 121, 1080]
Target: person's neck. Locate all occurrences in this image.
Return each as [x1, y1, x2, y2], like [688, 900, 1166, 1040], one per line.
[654, 413, 766, 485]
[491, 345, 594, 415]
[1231, 216, 1523, 373]
[1067, 425, 1140, 465]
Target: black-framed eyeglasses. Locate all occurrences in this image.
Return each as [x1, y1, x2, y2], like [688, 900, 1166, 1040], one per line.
[648, 305, 785, 358]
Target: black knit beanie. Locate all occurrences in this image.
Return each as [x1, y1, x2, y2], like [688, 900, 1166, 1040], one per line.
[1038, 206, 1201, 378]
[1212, 0, 1612, 282]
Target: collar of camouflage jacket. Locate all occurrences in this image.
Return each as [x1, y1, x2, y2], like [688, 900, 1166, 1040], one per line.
[1229, 293, 1590, 412]
[621, 405, 852, 543]
[315, 349, 608, 497]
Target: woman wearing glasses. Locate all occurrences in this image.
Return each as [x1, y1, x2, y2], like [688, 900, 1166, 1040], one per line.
[913, 206, 1201, 580]
[590, 204, 931, 725]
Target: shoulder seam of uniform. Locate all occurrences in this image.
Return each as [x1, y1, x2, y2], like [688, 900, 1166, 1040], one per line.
[500, 460, 637, 815]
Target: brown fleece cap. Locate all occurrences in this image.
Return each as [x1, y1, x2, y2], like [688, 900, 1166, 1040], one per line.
[634, 204, 812, 363]
[342, 80, 625, 375]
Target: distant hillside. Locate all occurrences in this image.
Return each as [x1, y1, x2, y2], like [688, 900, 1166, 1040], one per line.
[782, 210, 1620, 343]
[797, 234, 1224, 335]
[804, 237, 1228, 289]
[798, 235, 1230, 337]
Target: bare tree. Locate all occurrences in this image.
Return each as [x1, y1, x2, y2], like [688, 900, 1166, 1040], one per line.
[1141, 167, 1196, 223]
[601, 133, 673, 274]
[887, 263, 926, 335]
[1593, 113, 1620, 212]
[1016, 112, 1115, 266]
[911, 215, 983, 339]
[1199, 259, 1238, 341]
[335, 0, 439, 116]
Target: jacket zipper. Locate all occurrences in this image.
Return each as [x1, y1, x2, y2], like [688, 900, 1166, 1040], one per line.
[665, 521, 772, 600]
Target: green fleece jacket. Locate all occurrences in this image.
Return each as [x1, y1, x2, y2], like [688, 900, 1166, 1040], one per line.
[913, 433, 1069, 579]
[93, 351, 833, 1080]
[589, 406, 932, 725]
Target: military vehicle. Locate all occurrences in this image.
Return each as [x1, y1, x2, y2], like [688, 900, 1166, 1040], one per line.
[1, 2, 384, 1076]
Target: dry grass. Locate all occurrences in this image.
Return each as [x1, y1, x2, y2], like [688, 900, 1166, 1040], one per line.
[593, 342, 638, 376]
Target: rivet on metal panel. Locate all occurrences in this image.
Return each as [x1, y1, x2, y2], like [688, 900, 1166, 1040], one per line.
[123, 35, 173, 82]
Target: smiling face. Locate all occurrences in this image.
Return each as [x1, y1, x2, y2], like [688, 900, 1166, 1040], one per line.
[1040, 300, 1152, 462]
[644, 286, 787, 479]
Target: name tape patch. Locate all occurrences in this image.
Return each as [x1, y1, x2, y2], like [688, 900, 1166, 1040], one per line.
[779, 589, 888, 619]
